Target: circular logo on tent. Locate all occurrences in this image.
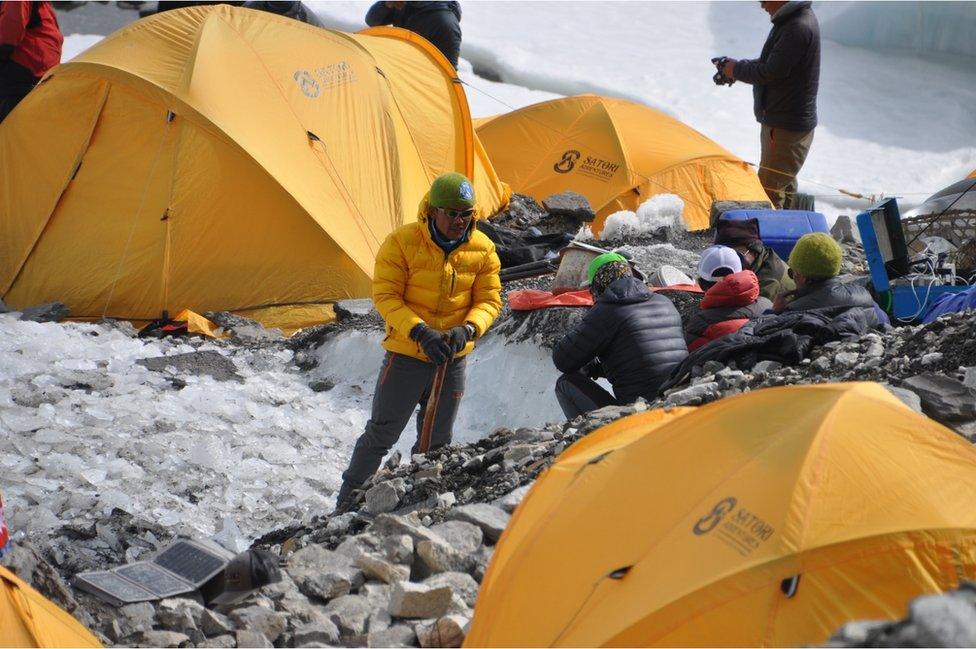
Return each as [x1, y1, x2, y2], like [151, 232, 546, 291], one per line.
[554, 150, 581, 174]
[294, 70, 320, 98]
[692, 497, 737, 535]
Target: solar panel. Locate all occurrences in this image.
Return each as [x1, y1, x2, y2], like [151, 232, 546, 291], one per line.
[72, 570, 158, 607]
[116, 561, 194, 598]
[153, 540, 227, 586]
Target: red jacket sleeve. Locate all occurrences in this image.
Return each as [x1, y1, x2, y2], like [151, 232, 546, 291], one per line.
[0, 1, 32, 50]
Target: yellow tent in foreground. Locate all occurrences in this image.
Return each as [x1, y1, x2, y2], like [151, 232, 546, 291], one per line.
[467, 382, 976, 647]
[475, 94, 768, 233]
[1, 565, 101, 648]
[0, 6, 507, 332]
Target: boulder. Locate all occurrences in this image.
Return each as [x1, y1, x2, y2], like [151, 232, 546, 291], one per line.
[138, 630, 189, 647]
[416, 615, 469, 648]
[709, 200, 771, 227]
[228, 606, 287, 643]
[234, 630, 272, 648]
[204, 311, 284, 343]
[323, 594, 372, 637]
[830, 215, 858, 244]
[368, 624, 418, 648]
[292, 621, 341, 646]
[902, 373, 976, 422]
[370, 514, 446, 546]
[118, 602, 157, 637]
[19, 301, 70, 323]
[199, 635, 236, 648]
[883, 385, 922, 413]
[357, 553, 411, 584]
[288, 543, 364, 600]
[429, 521, 483, 555]
[416, 538, 471, 574]
[423, 572, 479, 608]
[495, 485, 532, 514]
[382, 534, 415, 564]
[365, 480, 406, 515]
[445, 504, 509, 543]
[542, 191, 595, 223]
[157, 597, 203, 632]
[664, 382, 720, 407]
[389, 582, 453, 619]
[828, 620, 890, 645]
[200, 609, 235, 637]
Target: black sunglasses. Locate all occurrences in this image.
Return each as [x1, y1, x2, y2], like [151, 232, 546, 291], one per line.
[438, 207, 475, 221]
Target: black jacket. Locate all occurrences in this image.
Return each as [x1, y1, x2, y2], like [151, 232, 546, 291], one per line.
[780, 278, 882, 326]
[660, 305, 879, 393]
[734, 1, 820, 131]
[365, 1, 462, 68]
[553, 277, 688, 403]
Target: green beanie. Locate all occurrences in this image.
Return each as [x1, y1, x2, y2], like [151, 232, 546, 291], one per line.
[788, 232, 843, 279]
[429, 172, 476, 209]
[585, 252, 629, 286]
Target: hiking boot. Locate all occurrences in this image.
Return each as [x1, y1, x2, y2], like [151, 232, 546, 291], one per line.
[333, 481, 359, 513]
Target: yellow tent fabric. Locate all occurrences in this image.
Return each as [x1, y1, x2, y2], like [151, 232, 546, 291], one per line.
[0, 566, 101, 648]
[0, 7, 507, 330]
[475, 94, 768, 233]
[467, 382, 976, 647]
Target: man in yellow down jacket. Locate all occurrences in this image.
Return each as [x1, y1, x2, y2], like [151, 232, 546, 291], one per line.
[336, 172, 502, 508]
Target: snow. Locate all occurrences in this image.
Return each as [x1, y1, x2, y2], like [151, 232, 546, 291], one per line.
[600, 195, 687, 242]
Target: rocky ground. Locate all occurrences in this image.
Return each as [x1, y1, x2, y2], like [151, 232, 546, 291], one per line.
[3, 198, 976, 647]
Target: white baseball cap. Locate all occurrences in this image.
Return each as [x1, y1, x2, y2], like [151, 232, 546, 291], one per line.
[698, 245, 742, 282]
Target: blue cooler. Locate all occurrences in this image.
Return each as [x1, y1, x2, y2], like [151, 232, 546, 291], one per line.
[718, 210, 829, 260]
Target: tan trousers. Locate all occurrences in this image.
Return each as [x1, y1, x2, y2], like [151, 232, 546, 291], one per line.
[758, 124, 815, 209]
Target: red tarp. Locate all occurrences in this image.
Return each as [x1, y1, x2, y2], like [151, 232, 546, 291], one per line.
[509, 284, 703, 311]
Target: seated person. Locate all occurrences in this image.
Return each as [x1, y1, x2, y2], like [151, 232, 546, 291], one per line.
[552, 253, 688, 419]
[685, 245, 772, 351]
[714, 217, 794, 301]
[775, 232, 886, 326]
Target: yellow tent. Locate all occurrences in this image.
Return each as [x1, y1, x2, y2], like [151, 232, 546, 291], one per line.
[1, 565, 101, 648]
[475, 94, 768, 233]
[467, 382, 976, 647]
[0, 6, 508, 332]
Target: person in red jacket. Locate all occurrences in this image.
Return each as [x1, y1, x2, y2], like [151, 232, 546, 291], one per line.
[0, 0, 63, 123]
[684, 245, 772, 351]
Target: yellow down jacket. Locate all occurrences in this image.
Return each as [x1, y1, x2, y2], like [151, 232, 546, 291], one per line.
[373, 199, 502, 362]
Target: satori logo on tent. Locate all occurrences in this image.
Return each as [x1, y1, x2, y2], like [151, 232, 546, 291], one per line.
[578, 155, 621, 182]
[692, 497, 737, 535]
[294, 70, 320, 98]
[553, 150, 581, 173]
[314, 61, 357, 89]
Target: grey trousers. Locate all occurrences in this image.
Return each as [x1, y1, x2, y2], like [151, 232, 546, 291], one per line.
[340, 352, 466, 489]
[554, 372, 617, 419]
[758, 124, 815, 209]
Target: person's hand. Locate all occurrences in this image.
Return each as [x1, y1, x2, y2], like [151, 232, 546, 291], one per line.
[723, 59, 736, 80]
[445, 325, 474, 355]
[772, 290, 795, 313]
[410, 324, 451, 365]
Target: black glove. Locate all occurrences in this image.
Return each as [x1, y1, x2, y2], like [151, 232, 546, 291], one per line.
[410, 324, 451, 365]
[445, 325, 474, 355]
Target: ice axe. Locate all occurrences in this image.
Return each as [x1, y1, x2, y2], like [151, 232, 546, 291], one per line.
[418, 361, 449, 453]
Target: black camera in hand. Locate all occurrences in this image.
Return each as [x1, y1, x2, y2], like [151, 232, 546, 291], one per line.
[711, 57, 735, 86]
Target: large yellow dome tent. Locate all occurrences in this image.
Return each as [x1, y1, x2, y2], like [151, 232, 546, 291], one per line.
[475, 94, 768, 233]
[1, 565, 101, 648]
[0, 6, 508, 331]
[467, 382, 976, 647]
